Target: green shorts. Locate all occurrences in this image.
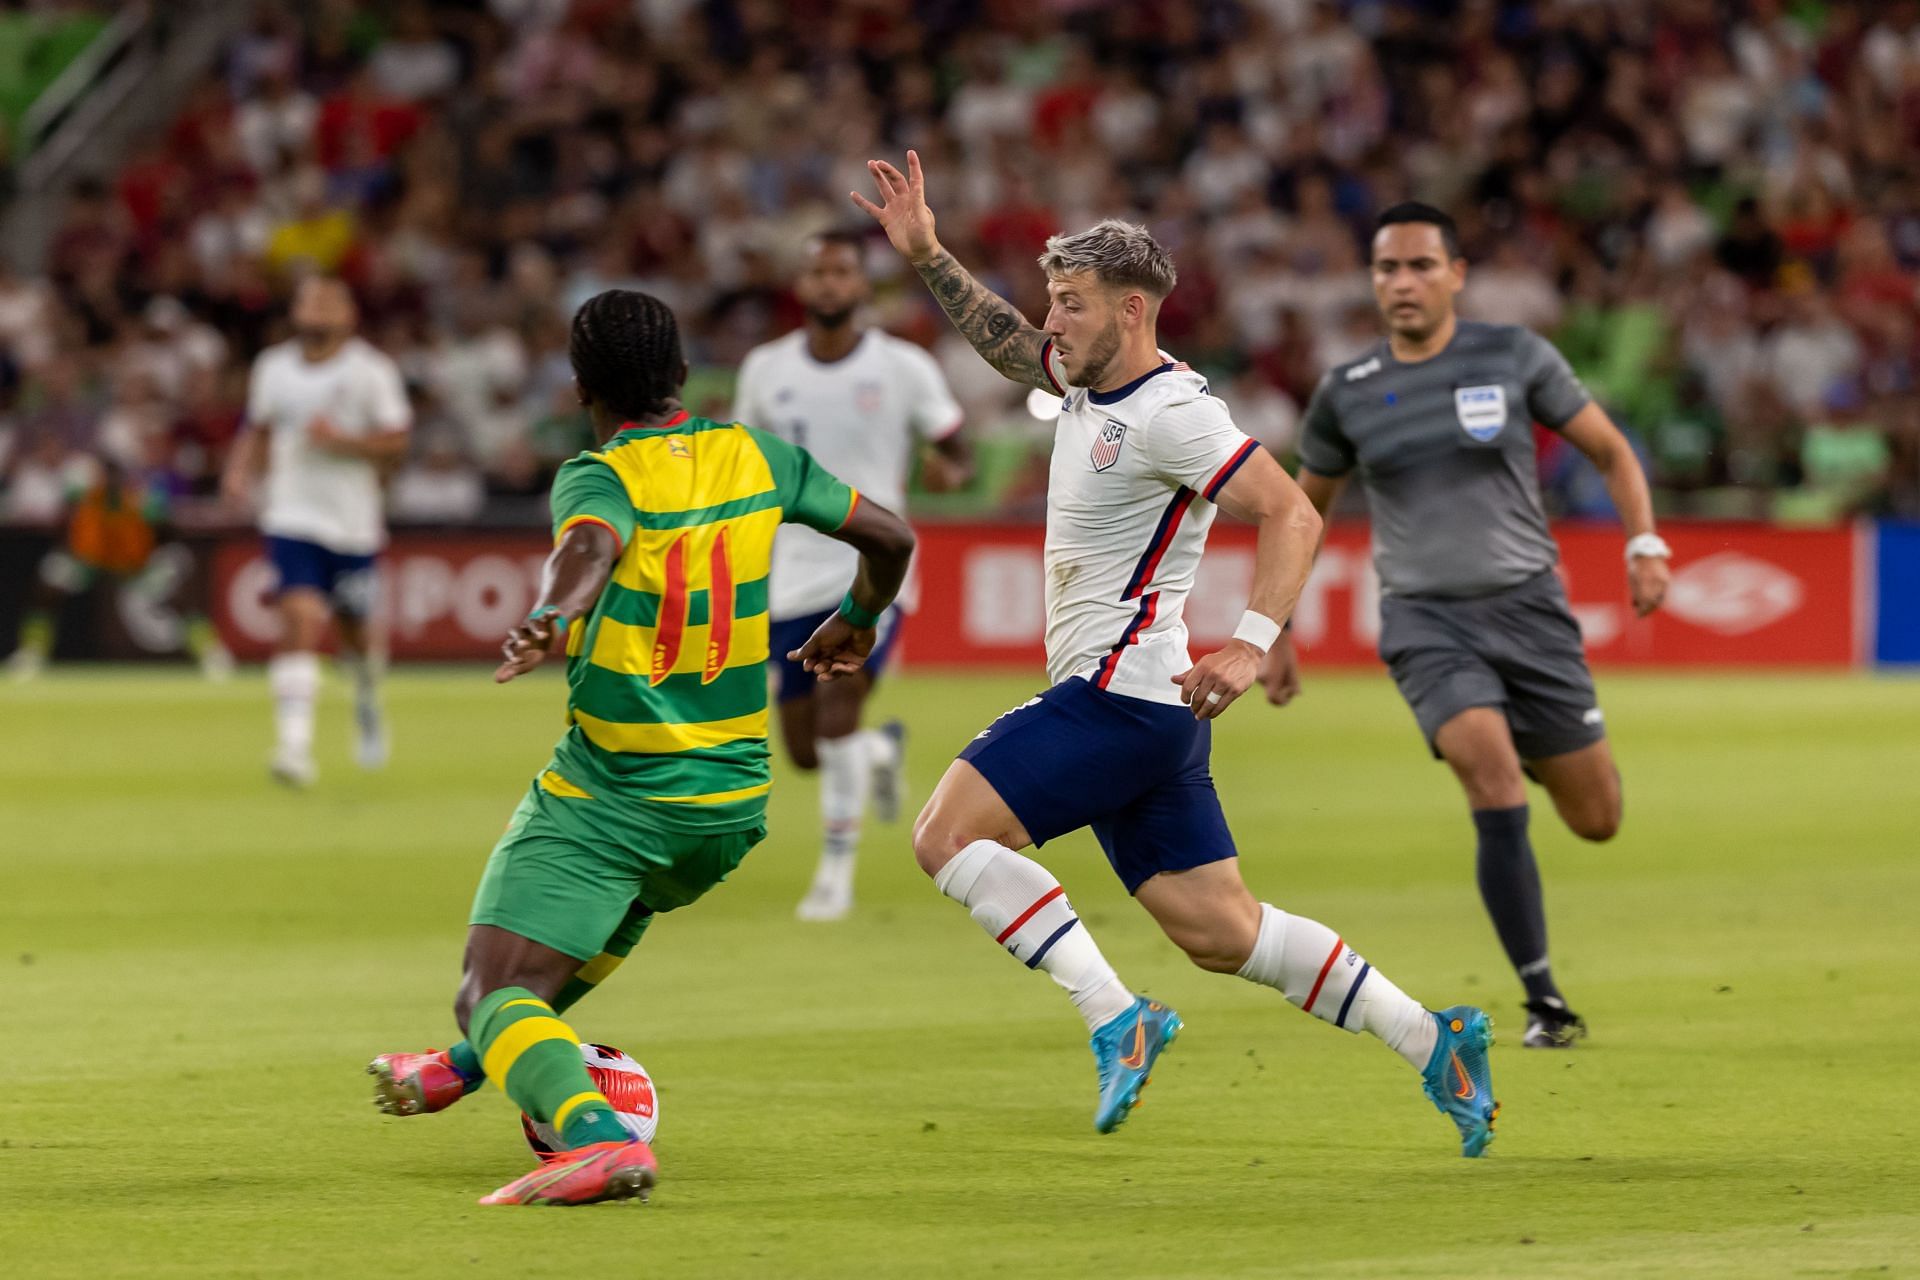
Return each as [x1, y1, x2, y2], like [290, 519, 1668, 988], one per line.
[470, 776, 766, 961]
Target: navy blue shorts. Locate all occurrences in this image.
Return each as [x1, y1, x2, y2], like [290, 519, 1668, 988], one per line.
[266, 536, 379, 618]
[958, 677, 1237, 894]
[770, 606, 901, 702]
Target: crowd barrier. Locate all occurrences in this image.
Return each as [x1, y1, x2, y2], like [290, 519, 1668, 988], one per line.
[3, 521, 1914, 667]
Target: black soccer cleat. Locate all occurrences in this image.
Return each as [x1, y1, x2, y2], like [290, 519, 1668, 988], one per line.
[1522, 998, 1589, 1049]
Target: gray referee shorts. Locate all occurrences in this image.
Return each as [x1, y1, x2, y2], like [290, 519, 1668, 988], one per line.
[1378, 569, 1605, 762]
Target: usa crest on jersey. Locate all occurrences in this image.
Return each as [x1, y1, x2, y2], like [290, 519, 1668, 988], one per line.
[1090, 418, 1128, 471]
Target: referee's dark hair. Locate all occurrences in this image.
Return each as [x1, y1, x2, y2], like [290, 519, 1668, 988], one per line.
[1374, 202, 1464, 261]
[569, 289, 686, 420]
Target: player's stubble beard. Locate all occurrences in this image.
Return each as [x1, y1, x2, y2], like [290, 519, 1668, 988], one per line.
[1069, 317, 1123, 389]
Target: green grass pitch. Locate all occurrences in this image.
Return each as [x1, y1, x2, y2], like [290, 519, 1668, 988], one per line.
[4, 666, 1918, 1277]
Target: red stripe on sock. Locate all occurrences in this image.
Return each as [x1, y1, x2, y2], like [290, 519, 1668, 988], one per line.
[996, 885, 1065, 944]
[1301, 937, 1345, 1013]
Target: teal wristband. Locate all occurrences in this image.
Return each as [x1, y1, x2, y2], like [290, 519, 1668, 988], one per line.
[838, 592, 883, 629]
[527, 606, 567, 641]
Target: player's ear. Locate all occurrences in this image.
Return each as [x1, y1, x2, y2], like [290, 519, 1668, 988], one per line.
[573, 376, 592, 409]
[675, 358, 690, 389]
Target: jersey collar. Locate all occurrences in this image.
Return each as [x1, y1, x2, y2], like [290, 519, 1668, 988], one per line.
[1086, 361, 1173, 405]
[613, 410, 692, 438]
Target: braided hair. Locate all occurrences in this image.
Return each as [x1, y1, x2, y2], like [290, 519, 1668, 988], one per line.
[569, 290, 685, 421]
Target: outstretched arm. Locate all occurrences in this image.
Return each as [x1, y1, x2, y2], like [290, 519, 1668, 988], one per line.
[1258, 467, 1347, 707]
[851, 151, 1055, 393]
[494, 523, 618, 683]
[787, 498, 917, 683]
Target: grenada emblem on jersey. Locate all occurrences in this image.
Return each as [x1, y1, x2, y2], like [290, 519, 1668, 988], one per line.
[1090, 418, 1128, 471]
[1454, 385, 1507, 442]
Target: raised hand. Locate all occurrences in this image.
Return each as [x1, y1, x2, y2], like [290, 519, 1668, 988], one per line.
[850, 151, 940, 265]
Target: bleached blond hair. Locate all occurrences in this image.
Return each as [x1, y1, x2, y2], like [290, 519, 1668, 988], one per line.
[1037, 219, 1177, 299]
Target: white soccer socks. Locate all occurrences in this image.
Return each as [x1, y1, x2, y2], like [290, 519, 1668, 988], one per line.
[934, 839, 1136, 1031]
[1236, 903, 1438, 1069]
[797, 734, 865, 920]
[267, 651, 320, 759]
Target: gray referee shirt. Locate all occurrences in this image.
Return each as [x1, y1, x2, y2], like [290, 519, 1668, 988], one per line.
[1298, 321, 1592, 599]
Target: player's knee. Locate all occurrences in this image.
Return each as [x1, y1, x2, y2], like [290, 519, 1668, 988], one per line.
[1175, 928, 1253, 974]
[1570, 800, 1621, 843]
[910, 811, 959, 878]
[786, 743, 819, 771]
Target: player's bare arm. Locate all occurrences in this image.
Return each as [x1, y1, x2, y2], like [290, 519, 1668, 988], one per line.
[920, 433, 975, 493]
[1260, 468, 1347, 707]
[850, 151, 1054, 393]
[219, 425, 267, 504]
[1558, 403, 1669, 616]
[308, 417, 411, 466]
[789, 497, 917, 682]
[1173, 449, 1322, 721]
[495, 522, 619, 683]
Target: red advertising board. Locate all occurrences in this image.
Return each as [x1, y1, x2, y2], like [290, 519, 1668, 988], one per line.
[206, 523, 1860, 666]
[907, 522, 1861, 669]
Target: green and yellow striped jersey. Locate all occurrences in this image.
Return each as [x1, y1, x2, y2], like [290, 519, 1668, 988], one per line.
[540, 411, 858, 833]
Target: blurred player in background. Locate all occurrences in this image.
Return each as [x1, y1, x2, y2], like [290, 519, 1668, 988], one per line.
[6, 450, 229, 681]
[366, 290, 915, 1206]
[221, 276, 410, 787]
[1261, 203, 1672, 1048]
[857, 154, 1498, 1156]
[732, 229, 973, 921]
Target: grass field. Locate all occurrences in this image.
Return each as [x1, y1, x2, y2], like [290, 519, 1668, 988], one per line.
[4, 666, 1918, 1278]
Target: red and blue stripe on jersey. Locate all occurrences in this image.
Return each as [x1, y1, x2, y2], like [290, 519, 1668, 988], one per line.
[1092, 439, 1258, 691]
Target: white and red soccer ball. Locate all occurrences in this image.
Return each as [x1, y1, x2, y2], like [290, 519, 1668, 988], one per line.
[520, 1042, 660, 1161]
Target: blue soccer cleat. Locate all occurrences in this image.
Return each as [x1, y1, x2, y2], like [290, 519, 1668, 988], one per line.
[1421, 1005, 1499, 1157]
[1089, 997, 1182, 1133]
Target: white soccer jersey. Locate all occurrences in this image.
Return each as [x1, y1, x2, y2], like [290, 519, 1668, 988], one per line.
[247, 337, 411, 555]
[732, 328, 962, 619]
[1037, 341, 1260, 706]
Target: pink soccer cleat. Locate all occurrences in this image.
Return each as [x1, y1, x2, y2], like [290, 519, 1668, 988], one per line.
[367, 1049, 472, 1117]
[478, 1139, 659, 1207]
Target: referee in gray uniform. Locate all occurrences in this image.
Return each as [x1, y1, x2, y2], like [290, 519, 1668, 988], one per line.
[1260, 203, 1672, 1048]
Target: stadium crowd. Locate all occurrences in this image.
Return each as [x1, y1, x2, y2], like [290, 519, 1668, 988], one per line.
[1, 0, 1918, 526]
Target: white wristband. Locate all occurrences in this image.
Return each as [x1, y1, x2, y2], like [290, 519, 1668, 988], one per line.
[1625, 533, 1672, 562]
[1232, 610, 1283, 654]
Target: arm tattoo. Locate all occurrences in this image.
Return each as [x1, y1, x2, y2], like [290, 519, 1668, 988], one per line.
[914, 249, 1053, 392]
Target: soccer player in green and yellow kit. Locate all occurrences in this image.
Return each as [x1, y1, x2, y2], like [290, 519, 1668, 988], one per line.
[366, 290, 915, 1206]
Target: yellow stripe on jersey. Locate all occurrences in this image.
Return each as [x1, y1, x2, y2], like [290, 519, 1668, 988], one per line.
[608, 506, 781, 597]
[538, 770, 595, 801]
[646, 781, 774, 806]
[598, 426, 776, 525]
[571, 707, 770, 755]
[588, 615, 771, 683]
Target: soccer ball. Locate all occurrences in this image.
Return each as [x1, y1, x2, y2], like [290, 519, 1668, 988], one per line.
[520, 1042, 660, 1161]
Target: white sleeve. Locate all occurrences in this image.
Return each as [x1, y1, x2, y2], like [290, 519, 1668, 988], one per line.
[1144, 394, 1260, 502]
[366, 354, 412, 432]
[244, 353, 273, 428]
[1036, 337, 1069, 396]
[900, 345, 964, 441]
[730, 349, 766, 426]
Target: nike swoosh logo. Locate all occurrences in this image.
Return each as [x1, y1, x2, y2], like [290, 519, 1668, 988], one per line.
[1118, 1017, 1148, 1070]
[1451, 1052, 1475, 1100]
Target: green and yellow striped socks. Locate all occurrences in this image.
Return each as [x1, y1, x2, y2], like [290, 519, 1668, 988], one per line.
[446, 947, 633, 1088]
[468, 987, 629, 1148]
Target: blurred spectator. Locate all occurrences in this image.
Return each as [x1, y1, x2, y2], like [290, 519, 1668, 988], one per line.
[0, 0, 1913, 525]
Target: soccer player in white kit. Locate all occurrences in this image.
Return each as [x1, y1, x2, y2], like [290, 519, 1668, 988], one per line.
[221, 277, 411, 786]
[732, 230, 972, 921]
[854, 153, 1499, 1155]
